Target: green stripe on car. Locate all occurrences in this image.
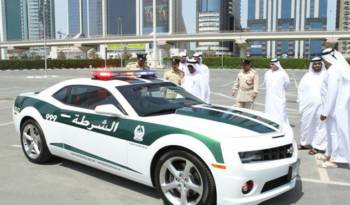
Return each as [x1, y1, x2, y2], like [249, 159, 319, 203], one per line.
[176, 106, 276, 133]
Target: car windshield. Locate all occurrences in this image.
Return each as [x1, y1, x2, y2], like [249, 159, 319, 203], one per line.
[117, 82, 204, 116]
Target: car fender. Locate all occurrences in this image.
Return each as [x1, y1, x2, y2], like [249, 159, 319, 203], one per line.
[137, 133, 222, 185]
[15, 107, 45, 134]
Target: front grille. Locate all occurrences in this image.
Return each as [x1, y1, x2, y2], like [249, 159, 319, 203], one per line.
[261, 174, 290, 193]
[239, 144, 293, 163]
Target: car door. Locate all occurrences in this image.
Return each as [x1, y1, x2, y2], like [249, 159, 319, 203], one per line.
[56, 85, 128, 171]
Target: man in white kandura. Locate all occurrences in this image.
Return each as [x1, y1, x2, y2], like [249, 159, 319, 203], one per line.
[194, 52, 210, 103]
[264, 58, 293, 135]
[179, 52, 189, 76]
[319, 48, 350, 168]
[181, 59, 205, 100]
[297, 57, 328, 155]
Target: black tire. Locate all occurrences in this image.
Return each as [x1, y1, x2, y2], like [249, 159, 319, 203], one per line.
[20, 119, 52, 164]
[154, 149, 216, 205]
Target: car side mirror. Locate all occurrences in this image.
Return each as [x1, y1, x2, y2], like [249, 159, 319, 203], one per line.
[95, 104, 124, 117]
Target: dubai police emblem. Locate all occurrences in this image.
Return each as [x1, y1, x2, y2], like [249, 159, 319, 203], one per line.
[134, 125, 145, 142]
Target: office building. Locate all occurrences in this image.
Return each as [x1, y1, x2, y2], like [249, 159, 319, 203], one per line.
[196, 0, 241, 55]
[68, 0, 102, 37]
[338, 0, 350, 57]
[107, 0, 137, 35]
[24, 0, 55, 40]
[246, 0, 328, 58]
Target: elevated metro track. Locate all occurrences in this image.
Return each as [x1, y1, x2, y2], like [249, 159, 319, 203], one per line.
[0, 31, 347, 48]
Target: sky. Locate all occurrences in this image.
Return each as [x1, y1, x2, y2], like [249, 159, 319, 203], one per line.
[55, 0, 337, 37]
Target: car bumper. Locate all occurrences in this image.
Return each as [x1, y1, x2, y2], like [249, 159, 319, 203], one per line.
[214, 155, 300, 205]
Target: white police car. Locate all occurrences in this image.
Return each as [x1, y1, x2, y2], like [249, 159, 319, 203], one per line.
[13, 69, 299, 205]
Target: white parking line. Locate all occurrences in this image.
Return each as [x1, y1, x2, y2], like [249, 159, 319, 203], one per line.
[300, 177, 350, 187]
[290, 70, 299, 89]
[0, 121, 13, 127]
[315, 155, 331, 182]
[26, 75, 58, 79]
[11, 145, 21, 148]
[0, 87, 23, 91]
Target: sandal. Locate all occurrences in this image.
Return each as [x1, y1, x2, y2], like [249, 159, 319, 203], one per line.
[308, 149, 318, 155]
[316, 154, 330, 162]
[298, 145, 311, 150]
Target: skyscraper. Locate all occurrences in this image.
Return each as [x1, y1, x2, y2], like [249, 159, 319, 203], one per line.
[23, 0, 55, 40]
[1, 0, 23, 40]
[196, 0, 240, 55]
[107, 0, 136, 35]
[0, 0, 55, 41]
[141, 0, 170, 34]
[68, 0, 102, 37]
[246, 0, 328, 58]
[338, 0, 350, 57]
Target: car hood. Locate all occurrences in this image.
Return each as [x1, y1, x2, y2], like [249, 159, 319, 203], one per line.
[143, 104, 283, 139]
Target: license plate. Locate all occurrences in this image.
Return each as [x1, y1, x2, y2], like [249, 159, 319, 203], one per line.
[288, 159, 300, 180]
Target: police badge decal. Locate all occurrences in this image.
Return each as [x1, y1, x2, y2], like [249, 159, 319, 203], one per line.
[134, 125, 145, 142]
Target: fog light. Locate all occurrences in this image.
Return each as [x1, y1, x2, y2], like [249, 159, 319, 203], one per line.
[242, 180, 254, 194]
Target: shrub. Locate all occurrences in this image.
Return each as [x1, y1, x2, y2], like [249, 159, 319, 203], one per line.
[0, 59, 121, 70]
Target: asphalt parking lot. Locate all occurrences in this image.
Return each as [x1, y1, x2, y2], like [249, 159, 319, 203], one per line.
[0, 68, 349, 205]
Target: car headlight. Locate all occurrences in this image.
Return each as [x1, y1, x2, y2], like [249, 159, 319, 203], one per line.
[238, 144, 293, 163]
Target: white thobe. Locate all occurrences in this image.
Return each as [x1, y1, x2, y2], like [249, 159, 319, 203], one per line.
[197, 63, 210, 103]
[322, 65, 350, 164]
[181, 73, 204, 100]
[264, 68, 293, 136]
[298, 68, 327, 150]
[179, 63, 189, 76]
[264, 68, 290, 124]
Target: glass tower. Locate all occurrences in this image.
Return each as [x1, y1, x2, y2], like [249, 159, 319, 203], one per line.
[107, 0, 136, 35]
[68, 0, 102, 37]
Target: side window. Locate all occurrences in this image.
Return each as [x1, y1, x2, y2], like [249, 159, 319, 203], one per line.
[53, 86, 70, 103]
[68, 85, 126, 114]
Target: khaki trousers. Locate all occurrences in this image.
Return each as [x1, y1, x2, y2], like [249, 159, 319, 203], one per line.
[236, 102, 254, 109]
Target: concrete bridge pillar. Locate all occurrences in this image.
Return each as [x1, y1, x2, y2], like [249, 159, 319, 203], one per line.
[1, 48, 8, 60]
[75, 44, 98, 59]
[235, 39, 248, 58]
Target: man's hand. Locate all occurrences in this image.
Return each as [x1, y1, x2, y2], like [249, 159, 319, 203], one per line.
[251, 92, 257, 99]
[232, 90, 236, 96]
[320, 115, 327, 121]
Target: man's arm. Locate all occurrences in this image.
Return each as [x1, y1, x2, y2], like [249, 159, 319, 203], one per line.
[321, 71, 340, 119]
[232, 74, 240, 96]
[253, 72, 259, 93]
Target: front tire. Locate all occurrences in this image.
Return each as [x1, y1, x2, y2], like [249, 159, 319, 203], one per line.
[20, 119, 52, 164]
[155, 150, 216, 205]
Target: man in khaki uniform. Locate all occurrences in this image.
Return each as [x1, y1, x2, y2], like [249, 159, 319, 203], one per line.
[126, 53, 150, 70]
[163, 58, 184, 85]
[163, 58, 184, 98]
[232, 60, 259, 109]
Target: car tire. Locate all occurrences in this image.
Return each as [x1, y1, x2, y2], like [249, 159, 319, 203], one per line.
[155, 149, 216, 205]
[20, 119, 52, 164]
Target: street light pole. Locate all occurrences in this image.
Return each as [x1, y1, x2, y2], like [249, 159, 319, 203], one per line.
[43, 0, 48, 77]
[152, 0, 157, 68]
[118, 17, 123, 68]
